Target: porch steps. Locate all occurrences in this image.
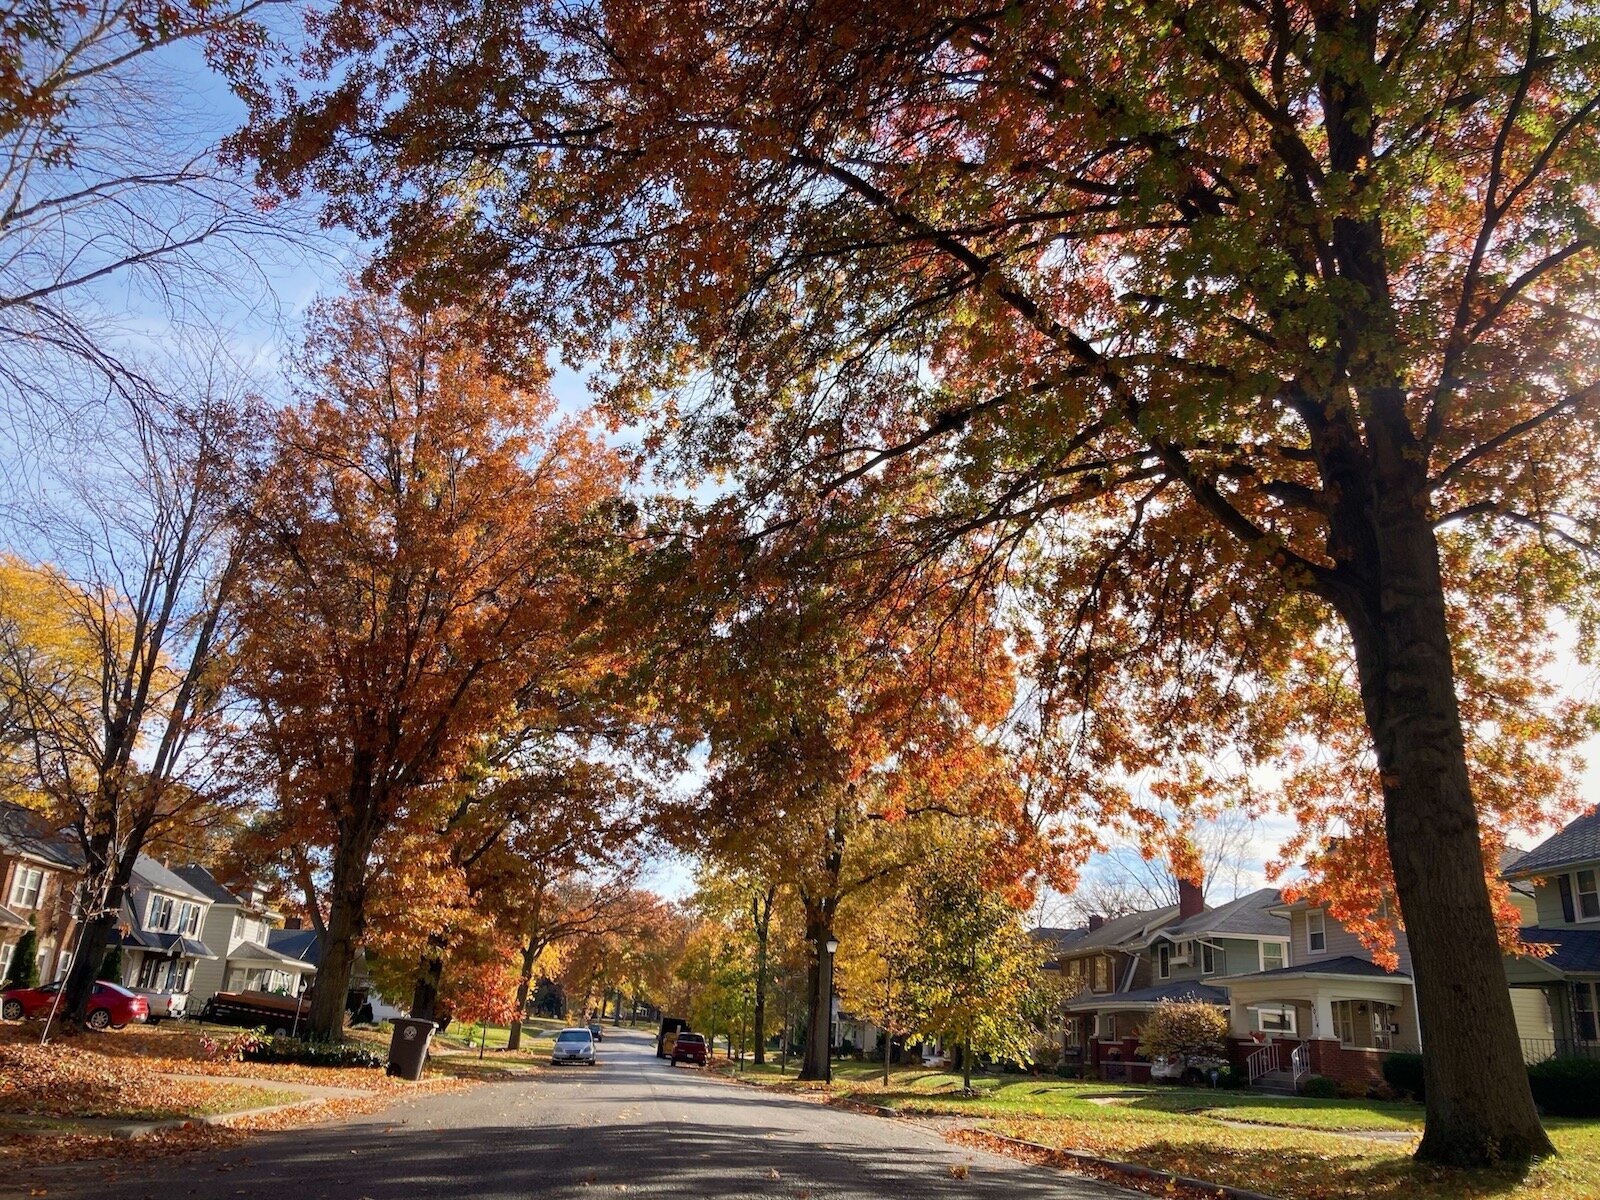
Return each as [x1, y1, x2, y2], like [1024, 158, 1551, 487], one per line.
[1251, 1069, 1298, 1096]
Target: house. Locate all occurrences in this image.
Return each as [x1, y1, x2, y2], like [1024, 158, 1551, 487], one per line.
[172, 865, 317, 1005]
[0, 799, 82, 984]
[112, 856, 219, 994]
[1049, 898, 1180, 1077]
[1222, 896, 1421, 1090]
[1061, 884, 1292, 1081]
[260, 924, 405, 1022]
[1501, 809, 1600, 1060]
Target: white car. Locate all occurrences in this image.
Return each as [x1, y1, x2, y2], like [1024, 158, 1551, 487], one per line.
[1150, 1052, 1227, 1085]
[128, 987, 187, 1025]
[551, 1027, 596, 1066]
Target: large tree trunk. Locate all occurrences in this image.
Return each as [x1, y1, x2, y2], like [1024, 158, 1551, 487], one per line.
[62, 829, 131, 1026]
[307, 827, 375, 1041]
[1338, 492, 1553, 1164]
[798, 900, 832, 1082]
[506, 928, 539, 1051]
[409, 933, 448, 1022]
[751, 883, 774, 1065]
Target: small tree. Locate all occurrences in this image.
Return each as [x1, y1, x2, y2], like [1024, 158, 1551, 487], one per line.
[5, 924, 39, 989]
[97, 945, 124, 983]
[1138, 1000, 1228, 1063]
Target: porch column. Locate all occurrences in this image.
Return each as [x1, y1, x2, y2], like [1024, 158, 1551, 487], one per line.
[1227, 995, 1252, 1038]
[1310, 994, 1336, 1041]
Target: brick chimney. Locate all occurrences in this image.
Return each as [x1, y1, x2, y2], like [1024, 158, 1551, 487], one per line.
[1087, 913, 1105, 932]
[1177, 877, 1205, 920]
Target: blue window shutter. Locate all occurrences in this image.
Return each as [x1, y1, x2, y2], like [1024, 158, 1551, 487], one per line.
[1558, 874, 1576, 923]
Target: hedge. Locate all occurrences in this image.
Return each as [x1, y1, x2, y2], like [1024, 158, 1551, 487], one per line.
[243, 1036, 385, 1069]
[1381, 1052, 1426, 1101]
[1527, 1056, 1600, 1117]
[1299, 1074, 1338, 1098]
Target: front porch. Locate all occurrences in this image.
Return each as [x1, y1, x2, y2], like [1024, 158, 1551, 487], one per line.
[1223, 957, 1419, 1091]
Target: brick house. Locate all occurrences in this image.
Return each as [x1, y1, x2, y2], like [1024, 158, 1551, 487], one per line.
[0, 799, 82, 985]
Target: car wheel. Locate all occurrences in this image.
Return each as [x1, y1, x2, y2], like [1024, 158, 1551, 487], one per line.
[147, 1017, 161, 1026]
[1, 999, 22, 1021]
[1181, 1067, 1204, 1087]
[86, 1008, 112, 1030]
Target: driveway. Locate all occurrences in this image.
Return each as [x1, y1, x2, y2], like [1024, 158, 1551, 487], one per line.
[10, 1026, 1134, 1199]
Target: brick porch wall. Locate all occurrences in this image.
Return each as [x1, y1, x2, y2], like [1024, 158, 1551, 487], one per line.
[1305, 1039, 1387, 1086]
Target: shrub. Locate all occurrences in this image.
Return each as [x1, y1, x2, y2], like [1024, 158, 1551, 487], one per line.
[1137, 1000, 1228, 1061]
[1381, 1052, 1425, 1101]
[97, 945, 124, 983]
[1367, 1081, 1400, 1102]
[4, 925, 39, 990]
[201, 1028, 268, 1062]
[1336, 1078, 1369, 1100]
[242, 1036, 384, 1069]
[1527, 1056, 1600, 1117]
[1300, 1074, 1338, 1098]
[1213, 1065, 1246, 1089]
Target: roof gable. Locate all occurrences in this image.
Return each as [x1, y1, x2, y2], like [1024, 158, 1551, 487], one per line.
[1511, 809, 1600, 877]
[1155, 887, 1288, 941]
[172, 864, 242, 906]
[131, 855, 213, 903]
[0, 800, 81, 869]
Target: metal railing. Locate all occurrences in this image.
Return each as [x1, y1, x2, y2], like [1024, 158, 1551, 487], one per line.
[1246, 1041, 1282, 1083]
[1521, 1038, 1600, 1064]
[1290, 1042, 1309, 1083]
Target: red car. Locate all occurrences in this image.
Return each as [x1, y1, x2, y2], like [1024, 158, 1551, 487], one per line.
[670, 1031, 708, 1066]
[1, 980, 149, 1030]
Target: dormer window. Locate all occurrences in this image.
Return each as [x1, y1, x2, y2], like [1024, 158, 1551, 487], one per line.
[1157, 943, 1171, 979]
[1306, 909, 1327, 954]
[147, 894, 173, 930]
[1200, 942, 1217, 974]
[1577, 870, 1599, 920]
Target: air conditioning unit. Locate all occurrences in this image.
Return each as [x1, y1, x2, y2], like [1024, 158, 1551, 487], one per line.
[1169, 941, 1192, 965]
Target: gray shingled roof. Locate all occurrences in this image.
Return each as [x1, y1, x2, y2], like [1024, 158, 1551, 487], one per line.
[0, 800, 81, 869]
[1510, 809, 1600, 877]
[0, 903, 28, 930]
[1155, 887, 1288, 942]
[268, 928, 321, 966]
[172, 864, 242, 906]
[1235, 954, 1410, 981]
[1518, 928, 1600, 976]
[1064, 904, 1181, 953]
[1066, 980, 1230, 1011]
[131, 855, 213, 903]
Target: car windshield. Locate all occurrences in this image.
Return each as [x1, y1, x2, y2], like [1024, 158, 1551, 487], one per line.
[556, 1031, 590, 1043]
[677, 1034, 703, 1044]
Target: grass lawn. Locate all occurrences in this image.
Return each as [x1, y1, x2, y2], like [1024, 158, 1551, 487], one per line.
[731, 1063, 1600, 1200]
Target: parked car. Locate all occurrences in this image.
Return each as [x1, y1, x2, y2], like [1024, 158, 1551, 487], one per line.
[551, 1027, 597, 1066]
[670, 1031, 708, 1066]
[127, 987, 187, 1025]
[1149, 1052, 1228, 1086]
[588, 1022, 604, 1043]
[1, 981, 149, 1030]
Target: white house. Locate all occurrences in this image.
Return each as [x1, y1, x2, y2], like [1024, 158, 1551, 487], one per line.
[173, 865, 317, 1005]
[114, 856, 219, 995]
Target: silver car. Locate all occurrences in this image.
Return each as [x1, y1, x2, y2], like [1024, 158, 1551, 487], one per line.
[551, 1027, 596, 1066]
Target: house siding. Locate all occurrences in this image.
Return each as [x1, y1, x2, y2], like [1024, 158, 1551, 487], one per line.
[1290, 907, 1413, 974]
[187, 905, 235, 1005]
[1530, 868, 1600, 927]
[0, 853, 77, 981]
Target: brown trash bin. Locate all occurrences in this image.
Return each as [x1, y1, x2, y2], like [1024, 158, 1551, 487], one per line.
[386, 1016, 436, 1080]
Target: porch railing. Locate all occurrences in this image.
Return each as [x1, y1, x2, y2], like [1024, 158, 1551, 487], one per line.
[1290, 1042, 1309, 1085]
[1521, 1038, 1600, 1064]
[1246, 1041, 1282, 1083]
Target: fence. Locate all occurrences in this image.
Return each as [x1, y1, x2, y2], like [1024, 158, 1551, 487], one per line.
[1520, 1038, 1600, 1064]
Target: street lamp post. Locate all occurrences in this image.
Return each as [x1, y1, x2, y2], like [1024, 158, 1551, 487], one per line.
[824, 936, 839, 1085]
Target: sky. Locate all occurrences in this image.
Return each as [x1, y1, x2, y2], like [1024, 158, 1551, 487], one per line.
[12, 29, 1596, 914]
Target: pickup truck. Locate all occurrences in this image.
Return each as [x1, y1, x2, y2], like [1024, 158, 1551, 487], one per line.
[198, 989, 312, 1036]
[669, 1031, 708, 1066]
[127, 988, 187, 1025]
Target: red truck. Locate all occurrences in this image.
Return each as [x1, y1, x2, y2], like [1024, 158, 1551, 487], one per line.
[670, 1031, 708, 1066]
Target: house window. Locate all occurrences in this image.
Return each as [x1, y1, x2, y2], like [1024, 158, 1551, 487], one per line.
[1331, 1000, 1355, 1045]
[1575, 983, 1598, 1043]
[53, 951, 71, 981]
[232, 913, 244, 941]
[1092, 957, 1110, 992]
[1261, 942, 1285, 972]
[1256, 1005, 1296, 1034]
[0, 942, 14, 981]
[1095, 1013, 1116, 1040]
[1157, 943, 1171, 979]
[146, 895, 173, 930]
[1306, 910, 1327, 954]
[1200, 943, 1217, 975]
[8, 867, 43, 909]
[1576, 870, 1600, 920]
[176, 903, 201, 936]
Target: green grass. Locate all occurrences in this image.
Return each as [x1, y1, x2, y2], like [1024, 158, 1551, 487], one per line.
[732, 1066, 1600, 1200]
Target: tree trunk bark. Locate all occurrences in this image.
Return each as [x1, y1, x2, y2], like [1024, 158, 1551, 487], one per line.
[506, 928, 539, 1052]
[307, 825, 376, 1042]
[62, 832, 132, 1026]
[751, 883, 774, 1065]
[798, 900, 832, 1081]
[1336, 495, 1553, 1163]
[409, 933, 448, 1022]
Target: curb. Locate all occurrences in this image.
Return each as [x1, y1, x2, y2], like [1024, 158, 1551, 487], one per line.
[975, 1132, 1285, 1200]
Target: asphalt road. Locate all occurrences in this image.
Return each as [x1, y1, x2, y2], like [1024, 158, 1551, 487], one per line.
[13, 1027, 1133, 1200]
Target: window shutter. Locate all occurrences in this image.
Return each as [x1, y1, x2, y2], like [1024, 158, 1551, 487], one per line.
[1559, 874, 1576, 923]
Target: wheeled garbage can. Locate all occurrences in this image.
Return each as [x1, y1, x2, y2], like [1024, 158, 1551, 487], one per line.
[386, 1016, 436, 1080]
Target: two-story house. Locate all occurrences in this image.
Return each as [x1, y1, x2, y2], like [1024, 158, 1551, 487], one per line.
[0, 799, 82, 984]
[1051, 899, 1180, 1074]
[1501, 809, 1600, 1059]
[173, 864, 316, 1005]
[112, 856, 218, 995]
[1222, 895, 1421, 1089]
[1064, 885, 1292, 1080]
